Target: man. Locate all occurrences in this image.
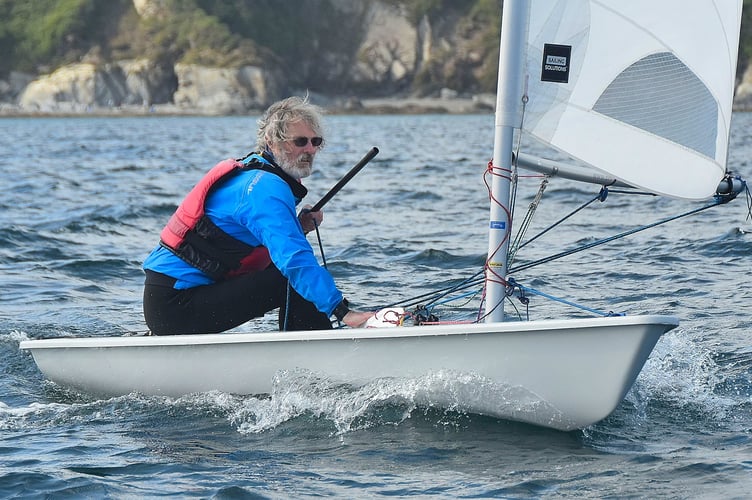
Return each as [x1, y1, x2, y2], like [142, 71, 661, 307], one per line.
[142, 96, 373, 335]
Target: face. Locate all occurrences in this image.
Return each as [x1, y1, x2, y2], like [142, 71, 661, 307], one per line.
[269, 120, 322, 180]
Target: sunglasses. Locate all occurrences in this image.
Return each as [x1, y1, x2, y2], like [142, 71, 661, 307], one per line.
[291, 136, 323, 147]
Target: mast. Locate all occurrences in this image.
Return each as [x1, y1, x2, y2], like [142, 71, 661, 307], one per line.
[485, 0, 529, 323]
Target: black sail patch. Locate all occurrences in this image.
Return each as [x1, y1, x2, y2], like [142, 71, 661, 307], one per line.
[541, 43, 572, 83]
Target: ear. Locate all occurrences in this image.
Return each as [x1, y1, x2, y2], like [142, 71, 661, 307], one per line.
[264, 134, 277, 153]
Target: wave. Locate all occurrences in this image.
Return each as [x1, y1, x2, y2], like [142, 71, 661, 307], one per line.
[7, 341, 749, 439]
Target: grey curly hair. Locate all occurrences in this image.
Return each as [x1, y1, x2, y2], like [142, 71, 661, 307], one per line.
[256, 96, 325, 152]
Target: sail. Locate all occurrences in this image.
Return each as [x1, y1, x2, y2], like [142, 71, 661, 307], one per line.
[520, 0, 743, 200]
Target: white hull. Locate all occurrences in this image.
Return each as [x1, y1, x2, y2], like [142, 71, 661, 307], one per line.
[20, 315, 677, 431]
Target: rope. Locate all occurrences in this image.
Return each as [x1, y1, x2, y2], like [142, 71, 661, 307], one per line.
[387, 180, 747, 323]
[516, 188, 604, 254]
[483, 161, 513, 290]
[505, 278, 623, 317]
[508, 177, 548, 266]
[310, 220, 345, 327]
[312, 220, 327, 268]
[510, 193, 731, 275]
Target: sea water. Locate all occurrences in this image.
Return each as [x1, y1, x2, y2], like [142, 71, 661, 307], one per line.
[1, 113, 750, 498]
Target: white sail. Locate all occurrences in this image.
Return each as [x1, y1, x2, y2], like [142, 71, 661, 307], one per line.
[521, 0, 742, 200]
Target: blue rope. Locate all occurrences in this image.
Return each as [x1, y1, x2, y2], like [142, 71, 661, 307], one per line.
[506, 278, 623, 317]
[418, 289, 481, 314]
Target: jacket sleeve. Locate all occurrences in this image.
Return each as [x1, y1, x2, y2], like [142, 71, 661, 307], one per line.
[238, 173, 343, 315]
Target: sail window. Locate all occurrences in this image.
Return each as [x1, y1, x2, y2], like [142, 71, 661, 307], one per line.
[593, 52, 717, 158]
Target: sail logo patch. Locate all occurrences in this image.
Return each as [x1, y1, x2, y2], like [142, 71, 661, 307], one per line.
[541, 43, 571, 83]
[490, 221, 506, 230]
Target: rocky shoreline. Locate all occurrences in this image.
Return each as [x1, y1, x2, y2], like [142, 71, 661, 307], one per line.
[0, 95, 496, 118]
[4, 95, 752, 117]
[4, 91, 752, 117]
[0, 58, 499, 118]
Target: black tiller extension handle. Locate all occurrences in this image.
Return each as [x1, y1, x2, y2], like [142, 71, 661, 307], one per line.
[310, 147, 379, 212]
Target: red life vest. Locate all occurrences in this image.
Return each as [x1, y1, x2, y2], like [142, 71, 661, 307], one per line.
[159, 156, 275, 281]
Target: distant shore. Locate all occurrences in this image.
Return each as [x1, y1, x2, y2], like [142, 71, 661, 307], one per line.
[0, 96, 496, 118]
[5, 95, 751, 117]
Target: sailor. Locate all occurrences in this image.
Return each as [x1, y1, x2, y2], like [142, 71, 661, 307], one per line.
[142, 96, 374, 335]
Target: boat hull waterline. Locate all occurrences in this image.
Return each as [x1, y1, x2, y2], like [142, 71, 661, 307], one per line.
[20, 315, 677, 431]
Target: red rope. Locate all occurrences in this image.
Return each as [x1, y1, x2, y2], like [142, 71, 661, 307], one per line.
[478, 160, 516, 319]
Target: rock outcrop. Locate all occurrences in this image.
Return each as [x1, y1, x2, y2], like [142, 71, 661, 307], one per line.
[172, 64, 279, 114]
[353, 3, 419, 86]
[18, 61, 176, 112]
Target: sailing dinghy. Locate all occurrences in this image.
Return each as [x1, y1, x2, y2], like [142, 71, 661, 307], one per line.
[21, 0, 746, 431]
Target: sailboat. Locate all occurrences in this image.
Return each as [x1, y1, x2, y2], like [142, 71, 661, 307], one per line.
[20, 0, 746, 431]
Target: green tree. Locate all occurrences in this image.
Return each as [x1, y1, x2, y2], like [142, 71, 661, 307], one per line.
[0, 0, 126, 75]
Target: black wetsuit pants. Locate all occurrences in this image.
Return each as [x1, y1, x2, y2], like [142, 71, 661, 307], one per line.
[143, 267, 332, 335]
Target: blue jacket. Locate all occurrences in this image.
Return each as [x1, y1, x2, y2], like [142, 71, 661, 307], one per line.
[143, 153, 344, 316]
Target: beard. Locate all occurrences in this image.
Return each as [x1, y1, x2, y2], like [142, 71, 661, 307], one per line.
[278, 151, 314, 180]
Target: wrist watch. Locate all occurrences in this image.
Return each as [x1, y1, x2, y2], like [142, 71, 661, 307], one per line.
[332, 298, 350, 321]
